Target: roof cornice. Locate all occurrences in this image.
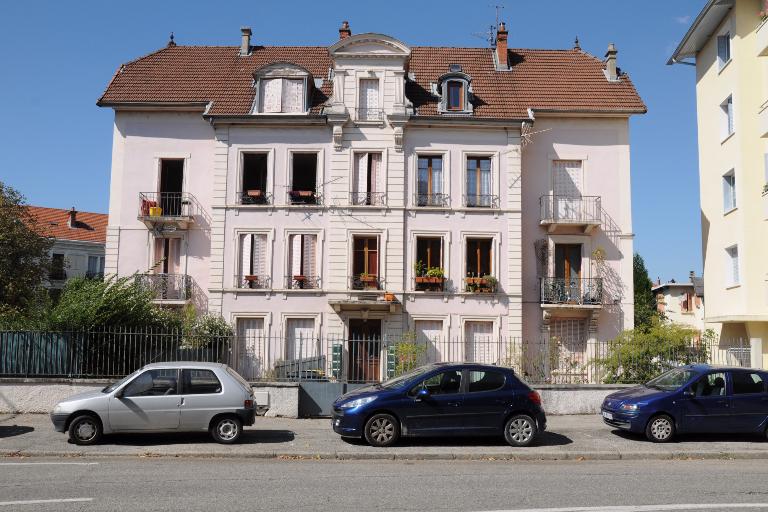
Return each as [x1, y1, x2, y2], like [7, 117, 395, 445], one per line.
[667, 0, 734, 65]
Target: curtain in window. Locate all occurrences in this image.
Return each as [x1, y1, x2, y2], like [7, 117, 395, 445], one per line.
[415, 319, 444, 360]
[241, 234, 267, 277]
[431, 157, 443, 195]
[355, 153, 368, 196]
[282, 79, 304, 113]
[302, 235, 316, 278]
[359, 79, 379, 116]
[261, 78, 282, 113]
[479, 158, 491, 197]
[464, 321, 494, 364]
[553, 160, 582, 219]
[290, 235, 302, 276]
[370, 153, 382, 195]
[286, 318, 316, 359]
[241, 234, 253, 276]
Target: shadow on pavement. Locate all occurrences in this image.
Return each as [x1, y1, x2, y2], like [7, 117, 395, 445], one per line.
[85, 429, 295, 446]
[610, 428, 767, 444]
[341, 431, 572, 448]
[0, 425, 34, 438]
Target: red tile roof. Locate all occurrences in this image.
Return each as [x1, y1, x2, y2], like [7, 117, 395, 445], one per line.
[98, 44, 645, 118]
[26, 206, 108, 244]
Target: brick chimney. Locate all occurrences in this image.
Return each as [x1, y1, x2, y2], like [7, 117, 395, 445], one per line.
[339, 21, 351, 40]
[495, 22, 508, 69]
[605, 43, 618, 81]
[68, 207, 77, 228]
[689, 270, 696, 282]
[240, 27, 252, 56]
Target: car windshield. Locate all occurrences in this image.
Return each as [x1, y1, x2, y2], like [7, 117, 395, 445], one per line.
[379, 365, 435, 389]
[102, 369, 142, 393]
[645, 368, 696, 391]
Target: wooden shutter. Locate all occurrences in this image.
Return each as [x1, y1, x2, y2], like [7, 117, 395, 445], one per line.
[302, 235, 317, 278]
[241, 234, 253, 276]
[290, 235, 302, 276]
[261, 78, 282, 113]
[359, 79, 379, 114]
[252, 234, 267, 276]
[370, 153, 382, 195]
[355, 153, 368, 195]
[282, 79, 304, 113]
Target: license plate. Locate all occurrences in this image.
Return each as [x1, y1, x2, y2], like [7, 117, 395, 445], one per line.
[602, 411, 613, 420]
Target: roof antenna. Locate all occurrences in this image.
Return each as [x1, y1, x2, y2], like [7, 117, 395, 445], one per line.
[168, 32, 176, 47]
[470, 4, 505, 48]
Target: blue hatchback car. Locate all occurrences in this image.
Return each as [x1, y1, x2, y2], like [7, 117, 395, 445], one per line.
[601, 364, 768, 442]
[331, 362, 546, 447]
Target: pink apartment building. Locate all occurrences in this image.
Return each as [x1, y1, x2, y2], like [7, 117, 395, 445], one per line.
[97, 22, 645, 382]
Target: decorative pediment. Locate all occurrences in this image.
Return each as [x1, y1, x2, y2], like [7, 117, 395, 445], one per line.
[329, 33, 411, 59]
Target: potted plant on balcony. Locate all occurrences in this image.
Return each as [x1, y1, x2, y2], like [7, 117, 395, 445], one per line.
[384, 291, 396, 302]
[413, 260, 427, 284]
[480, 275, 498, 293]
[244, 275, 260, 289]
[359, 272, 377, 283]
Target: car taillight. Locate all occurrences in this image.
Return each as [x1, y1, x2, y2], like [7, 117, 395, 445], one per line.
[244, 400, 254, 409]
[527, 391, 542, 405]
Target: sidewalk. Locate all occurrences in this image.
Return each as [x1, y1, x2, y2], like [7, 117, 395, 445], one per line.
[2, 413, 767, 461]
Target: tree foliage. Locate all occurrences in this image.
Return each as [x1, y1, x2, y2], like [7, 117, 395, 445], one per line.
[633, 253, 658, 330]
[0, 182, 54, 311]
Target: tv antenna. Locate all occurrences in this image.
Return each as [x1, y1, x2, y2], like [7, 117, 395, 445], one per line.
[471, 4, 505, 47]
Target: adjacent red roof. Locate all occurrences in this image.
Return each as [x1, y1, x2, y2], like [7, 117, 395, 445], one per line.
[26, 206, 108, 244]
[98, 44, 645, 118]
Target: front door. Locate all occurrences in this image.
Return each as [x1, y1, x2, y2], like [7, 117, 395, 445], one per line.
[681, 371, 731, 433]
[555, 244, 582, 302]
[348, 319, 381, 382]
[401, 369, 464, 435]
[108, 369, 181, 431]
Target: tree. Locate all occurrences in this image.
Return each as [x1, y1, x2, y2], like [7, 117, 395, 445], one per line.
[633, 253, 658, 330]
[0, 182, 53, 311]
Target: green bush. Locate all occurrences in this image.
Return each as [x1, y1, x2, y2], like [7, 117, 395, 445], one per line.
[596, 320, 711, 384]
[393, 331, 427, 376]
[179, 305, 234, 348]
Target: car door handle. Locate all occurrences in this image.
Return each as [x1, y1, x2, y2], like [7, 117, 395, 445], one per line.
[178, 397, 185, 407]
[447, 402, 461, 407]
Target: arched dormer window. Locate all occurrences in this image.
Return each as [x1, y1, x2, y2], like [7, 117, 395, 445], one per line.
[253, 62, 312, 114]
[435, 67, 473, 115]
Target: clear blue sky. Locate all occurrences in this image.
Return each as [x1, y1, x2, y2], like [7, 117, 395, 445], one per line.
[0, 0, 704, 283]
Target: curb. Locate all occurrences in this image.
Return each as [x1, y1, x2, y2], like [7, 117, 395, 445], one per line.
[3, 449, 768, 461]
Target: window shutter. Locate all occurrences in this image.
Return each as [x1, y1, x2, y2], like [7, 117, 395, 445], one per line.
[355, 153, 368, 195]
[261, 78, 282, 113]
[727, 98, 734, 135]
[169, 239, 181, 274]
[252, 234, 267, 276]
[359, 79, 379, 114]
[432, 157, 443, 195]
[282, 79, 304, 113]
[723, 175, 730, 211]
[290, 234, 302, 276]
[480, 158, 491, 197]
[241, 234, 253, 276]
[717, 35, 727, 64]
[370, 153, 383, 195]
[302, 235, 317, 278]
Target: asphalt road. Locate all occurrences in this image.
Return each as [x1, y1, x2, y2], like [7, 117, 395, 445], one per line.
[2, 458, 768, 511]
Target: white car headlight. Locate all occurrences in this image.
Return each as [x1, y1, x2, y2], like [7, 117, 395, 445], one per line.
[620, 403, 639, 412]
[340, 396, 377, 409]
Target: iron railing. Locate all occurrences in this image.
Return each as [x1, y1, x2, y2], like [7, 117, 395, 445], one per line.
[234, 274, 271, 290]
[135, 273, 192, 302]
[239, 191, 272, 205]
[350, 274, 383, 291]
[138, 192, 202, 220]
[355, 108, 384, 122]
[349, 192, 386, 206]
[287, 189, 322, 205]
[49, 270, 67, 281]
[285, 275, 321, 290]
[463, 194, 500, 208]
[414, 193, 450, 208]
[540, 277, 603, 305]
[539, 195, 602, 225]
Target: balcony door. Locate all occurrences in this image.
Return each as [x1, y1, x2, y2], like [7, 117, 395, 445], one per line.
[352, 236, 379, 289]
[153, 237, 182, 275]
[159, 159, 184, 216]
[353, 153, 382, 205]
[358, 79, 380, 120]
[554, 244, 582, 303]
[417, 156, 443, 206]
[553, 160, 582, 220]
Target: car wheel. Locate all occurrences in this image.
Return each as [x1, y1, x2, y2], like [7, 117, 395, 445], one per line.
[211, 416, 242, 444]
[68, 414, 102, 446]
[504, 414, 537, 447]
[646, 414, 675, 443]
[364, 413, 399, 447]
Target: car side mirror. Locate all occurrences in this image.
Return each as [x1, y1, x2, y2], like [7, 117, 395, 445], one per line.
[415, 388, 430, 400]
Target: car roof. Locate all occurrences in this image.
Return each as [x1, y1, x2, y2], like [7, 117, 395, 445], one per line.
[141, 361, 227, 370]
[685, 363, 765, 373]
[431, 362, 513, 372]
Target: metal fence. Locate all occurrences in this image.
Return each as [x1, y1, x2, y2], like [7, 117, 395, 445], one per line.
[0, 330, 753, 384]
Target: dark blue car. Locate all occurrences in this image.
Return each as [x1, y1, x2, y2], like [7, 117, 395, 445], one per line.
[601, 364, 768, 442]
[331, 362, 546, 447]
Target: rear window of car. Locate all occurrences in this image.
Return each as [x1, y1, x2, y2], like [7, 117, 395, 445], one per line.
[468, 370, 505, 392]
[226, 367, 252, 392]
[183, 369, 222, 394]
[732, 372, 765, 395]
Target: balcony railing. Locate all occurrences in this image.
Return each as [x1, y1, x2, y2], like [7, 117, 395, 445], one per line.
[463, 194, 500, 208]
[350, 192, 386, 206]
[287, 189, 321, 205]
[464, 276, 497, 294]
[540, 277, 603, 306]
[285, 275, 321, 290]
[138, 192, 201, 220]
[356, 108, 384, 122]
[239, 190, 272, 205]
[414, 193, 450, 208]
[413, 276, 446, 292]
[350, 274, 383, 291]
[235, 275, 271, 289]
[539, 195, 601, 227]
[136, 273, 192, 302]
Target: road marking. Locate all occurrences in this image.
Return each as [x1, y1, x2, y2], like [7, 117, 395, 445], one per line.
[477, 504, 768, 512]
[0, 498, 93, 506]
[0, 462, 99, 466]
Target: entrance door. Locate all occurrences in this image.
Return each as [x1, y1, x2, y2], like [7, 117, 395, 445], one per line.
[348, 319, 382, 382]
[159, 159, 184, 216]
[555, 244, 582, 302]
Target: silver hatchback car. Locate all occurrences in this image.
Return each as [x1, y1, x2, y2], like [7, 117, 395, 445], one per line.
[50, 362, 263, 445]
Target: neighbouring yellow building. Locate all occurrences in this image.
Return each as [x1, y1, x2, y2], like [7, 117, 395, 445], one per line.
[670, 0, 768, 369]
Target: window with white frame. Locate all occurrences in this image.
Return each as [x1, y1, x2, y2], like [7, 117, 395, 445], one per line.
[287, 234, 318, 289]
[288, 153, 318, 204]
[241, 153, 268, 204]
[723, 170, 736, 212]
[726, 245, 739, 287]
[717, 32, 731, 69]
[285, 317, 317, 359]
[464, 320, 494, 363]
[721, 95, 734, 140]
[239, 233, 268, 289]
[436, 68, 472, 114]
[259, 78, 305, 113]
[465, 156, 493, 207]
[414, 236, 445, 291]
[352, 153, 384, 205]
[417, 155, 445, 207]
[87, 255, 105, 278]
[358, 78, 380, 121]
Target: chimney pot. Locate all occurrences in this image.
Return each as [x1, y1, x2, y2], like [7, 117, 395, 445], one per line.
[240, 27, 252, 56]
[495, 21, 508, 70]
[339, 21, 351, 40]
[604, 43, 618, 81]
[68, 207, 77, 227]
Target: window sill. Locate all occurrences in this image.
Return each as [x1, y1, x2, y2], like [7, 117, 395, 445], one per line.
[724, 206, 738, 216]
[721, 131, 735, 145]
[717, 58, 732, 75]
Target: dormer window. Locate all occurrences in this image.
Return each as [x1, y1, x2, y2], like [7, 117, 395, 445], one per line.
[446, 81, 464, 111]
[436, 68, 472, 115]
[253, 62, 312, 115]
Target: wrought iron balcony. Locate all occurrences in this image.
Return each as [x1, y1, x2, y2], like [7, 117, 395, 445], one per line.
[239, 190, 271, 205]
[539, 195, 601, 233]
[136, 273, 193, 302]
[355, 108, 384, 122]
[287, 189, 321, 205]
[285, 275, 321, 290]
[463, 194, 500, 208]
[414, 193, 450, 208]
[349, 192, 386, 206]
[350, 274, 383, 291]
[235, 274, 271, 289]
[138, 192, 202, 230]
[540, 277, 603, 306]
